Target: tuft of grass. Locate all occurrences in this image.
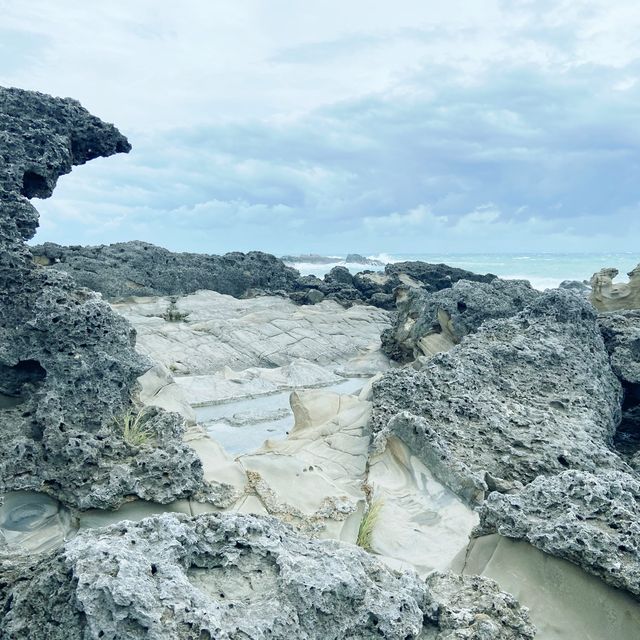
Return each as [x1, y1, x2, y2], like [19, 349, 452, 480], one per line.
[356, 498, 384, 552]
[113, 407, 154, 447]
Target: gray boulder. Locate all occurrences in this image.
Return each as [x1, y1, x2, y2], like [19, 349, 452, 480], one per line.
[475, 470, 640, 600]
[371, 290, 627, 505]
[0, 87, 211, 509]
[381, 278, 540, 362]
[0, 512, 535, 640]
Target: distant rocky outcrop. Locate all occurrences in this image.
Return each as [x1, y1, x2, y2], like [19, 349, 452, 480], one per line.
[590, 265, 640, 311]
[34, 242, 498, 311]
[0, 511, 536, 640]
[292, 261, 497, 309]
[0, 87, 212, 509]
[371, 290, 627, 505]
[32, 241, 300, 300]
[281, 252, 385, 266]
[381, 278, 539, 362]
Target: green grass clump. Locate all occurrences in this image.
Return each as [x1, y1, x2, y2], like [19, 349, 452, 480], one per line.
[356, 498, 384, 552]
[113, 407, 154, 447]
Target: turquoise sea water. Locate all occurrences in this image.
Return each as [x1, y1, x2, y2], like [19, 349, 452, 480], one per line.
[288, 253, 640, 290]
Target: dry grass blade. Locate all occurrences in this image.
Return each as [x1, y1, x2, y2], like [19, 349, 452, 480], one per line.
[356, 498, 384, 552]
[113, 407, 154, 447]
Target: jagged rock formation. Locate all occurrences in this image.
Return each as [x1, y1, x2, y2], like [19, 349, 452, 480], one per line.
[371, 290, 627, 505]
[0, 512, 535, 640]
[590, 265, 640, 311]
[475, 470, 640, 599]
[381, 278, 539, 362]
[0, 87, 210, 509]
[34, 242, 497, 310]
[599, 310, 640, 463]
[32, 241, 300, 299]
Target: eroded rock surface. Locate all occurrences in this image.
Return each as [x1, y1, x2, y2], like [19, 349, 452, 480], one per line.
[38, 241, 498, 311]
[114, 290, 391, 376]
[455, 534, 640, 640]
[590, 265, 640, 311]
[32, 241, 300, 299]
[371, 290, 627, 504]
[0, 87, 208, 509]
[0, 512, 535, 640]
[475, 470, 640, 598]
[599, 310, 640, 461]
[381, 278, 539, 362]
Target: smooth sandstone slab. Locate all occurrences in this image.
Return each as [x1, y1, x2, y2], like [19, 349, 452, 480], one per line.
[368, 436, 478, 577]
[453, 533, 640, 640]
[114, 290, 391, 375]
[0, 491, 77, 554]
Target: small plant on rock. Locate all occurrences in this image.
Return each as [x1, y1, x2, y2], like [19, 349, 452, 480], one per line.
[356, 497, 384, 552]
[112, 407, 154, 447]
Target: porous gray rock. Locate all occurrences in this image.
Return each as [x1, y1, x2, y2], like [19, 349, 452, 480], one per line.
[32, 241, 300, 300]
[423, 572, 536, 639]
[371, 290, 628, 505]
[475, 470, 640, 600]
[381, 278, 539, 362]
[0, 512, 535, 640]
[0, 87, 210, 509]
[598, 310, 640, 463]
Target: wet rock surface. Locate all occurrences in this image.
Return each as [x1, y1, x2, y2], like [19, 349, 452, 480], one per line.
[371, 290, 627, 504]
[0, 87, 209, 509]
[0, 512, 535, 640]
[381, 278, 539, 362]
[475, 470, 640, 599]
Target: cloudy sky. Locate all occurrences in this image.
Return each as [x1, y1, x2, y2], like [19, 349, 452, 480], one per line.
[2, 0, 639, 255]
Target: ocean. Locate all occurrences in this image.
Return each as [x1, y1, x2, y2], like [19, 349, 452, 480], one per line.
[287, 252, 640, 291]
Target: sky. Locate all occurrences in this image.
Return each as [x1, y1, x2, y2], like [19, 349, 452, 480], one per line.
[1, 0, 639, 256]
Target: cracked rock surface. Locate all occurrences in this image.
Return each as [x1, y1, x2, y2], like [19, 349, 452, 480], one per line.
[475, 470, 640, 599]
[0, 512, 535, 640]
[371, 290, 627, 504]
[0, 86, 209, 509]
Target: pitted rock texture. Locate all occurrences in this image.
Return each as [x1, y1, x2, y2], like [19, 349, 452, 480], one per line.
[475, 470, 640, 599]
[599, 310, 640, 387]
[423, 572, 536, 640]
[32, 241, 301, 300]
[0, 87, 209, 509]
[381, 278, 539, 362]
[598, 310, 640, 461]
[0, 512, 535, 640]
[35, 242, 498, 311]
[371, 290, 627, 505]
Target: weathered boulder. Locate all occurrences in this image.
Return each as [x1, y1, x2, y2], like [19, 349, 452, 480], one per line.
[598, 309, 640, 464]
[371, 290, 627, 505]
[423, 572, 535, 640]
[475, 470, 640, 599]
[0, 87, 209, 509]
[590, 265, 640, 311]
[0, 512, 535, 640]
[381, 278, 539, 362]
[31, 241, 300, 300]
